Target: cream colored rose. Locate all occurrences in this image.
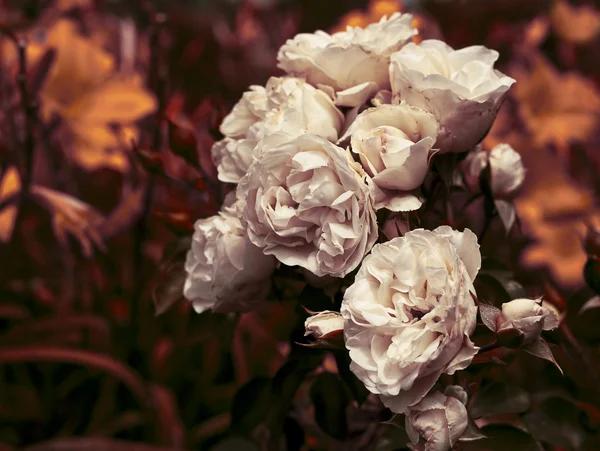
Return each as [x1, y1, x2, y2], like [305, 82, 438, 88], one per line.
[220, 85, 268, 139]
[239, 133, 378, 278]
[183, 200, 277, 314]
[390, 40, 515, 153]
[405, 386, 469, 451]
[212, 77, 343, 184]
[341, 226, 480, 413]
[497, 298, 560, 345]
[340, 103, 439, 211]
[304, 311, 344, 339]
[278, 13, 417, 107]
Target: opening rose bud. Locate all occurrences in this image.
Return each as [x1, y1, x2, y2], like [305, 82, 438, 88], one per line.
[405, 386, 469, 451]
[496, 298, 560, 346]
[304, 310, 344, 340]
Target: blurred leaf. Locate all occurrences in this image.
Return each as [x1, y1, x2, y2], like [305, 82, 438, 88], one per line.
[0, 385, 43, 422]
[579, 296, 600, 314]
[210, 438, 258, 451]
[462, 425, 543, 451]
[22, 438, 189, 451]
[0, 315, 110, 348]
[149, 384, 185, 448]
[30, 185, 106, 257]
[470, 383, 531, 418]
[0, 166, 20, 243]
[522, 338, 563, 374]
[515, 52, 600, 151]
[0, 346, 148, 405]
[584, 258, 600, 295]
[551, 0, 600, 44]
[334, 351, 369, 405]
[374, 426, 410, 451]
[524, 396, 586, 449]
[230, 377, 271, 435]
[310, 372, 349, 440]
[26, 48, 56, 98]
[298, 285, 334, 313]
[151, 236, 191, 316]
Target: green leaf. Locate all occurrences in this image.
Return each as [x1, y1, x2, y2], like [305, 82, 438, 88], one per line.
[230, 377, 271, 435]
[522, 338, 563, 374]
[524, 397, 586, 449]
[462, 425, 543, 451]
[310, 372, 350, 440]
[334, 351, 369, 405]
[470, 383, 531, 418]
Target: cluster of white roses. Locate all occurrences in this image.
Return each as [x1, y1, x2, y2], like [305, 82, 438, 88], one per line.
[183, 13, 555, 450]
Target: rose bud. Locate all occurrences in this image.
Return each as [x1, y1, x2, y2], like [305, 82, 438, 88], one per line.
[466, 143, 525, 200]
[496, 298, 560, 346]
[405, 386, 469, 451]
[304, 311, 344, 340]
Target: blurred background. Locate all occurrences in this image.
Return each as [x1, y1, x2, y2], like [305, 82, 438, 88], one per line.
[1, 0, 600, 450]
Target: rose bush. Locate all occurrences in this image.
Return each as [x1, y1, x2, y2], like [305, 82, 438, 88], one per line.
[390, 40, 515, 153]
[340, 103, 439, 211]
[341, 226, 480, 413]
[183, 199, 277, 314]
[239, 133, 378, 278]
[278, 13, 416, 107]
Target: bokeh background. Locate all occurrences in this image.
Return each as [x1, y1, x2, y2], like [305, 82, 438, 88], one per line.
[1, 0, 600, 450]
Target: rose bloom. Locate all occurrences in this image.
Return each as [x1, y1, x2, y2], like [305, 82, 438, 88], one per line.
[496, 298, 560, 345]
[467, 143, 525, 199]
[239, 133, 378, 278]
[278, 13, 417, 107]
[212, 77, 343, 183]
[405, 386, 469, 451]
[341, 226, 480, 413]
[341, 103, 439, 211]
[390, 40, 515, 153]
[184, 199, 277, 314]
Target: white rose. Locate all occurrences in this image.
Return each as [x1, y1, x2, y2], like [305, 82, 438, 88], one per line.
[467, 144, 525, 198]
[304, 311, 344, 339]
[405, 386, 469, 451]
[340, 103, 439, 211]
[239, 133, 378, 278]
[497, 298, 560, 345]
[220, 85, 268, 139]
[341, 226, 480, 413]
[183, 200, 277, 314]
[390, 40, 515, 153]
[278, 13, 417, 107]
[212, 77, 343, 184]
